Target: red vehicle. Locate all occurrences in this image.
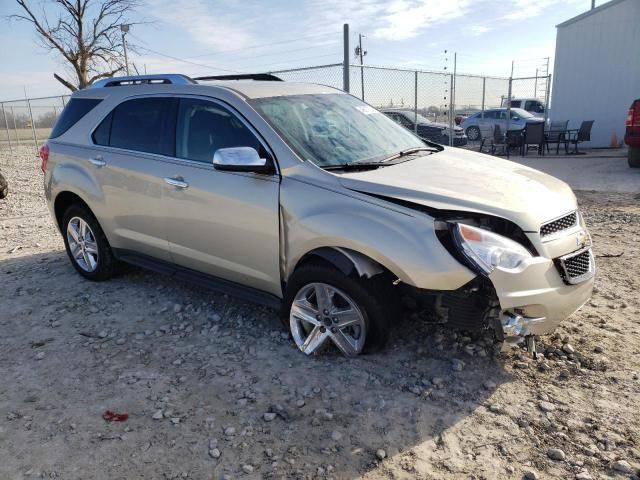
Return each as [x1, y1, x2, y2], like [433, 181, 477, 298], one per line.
[626, 99, 640, 168]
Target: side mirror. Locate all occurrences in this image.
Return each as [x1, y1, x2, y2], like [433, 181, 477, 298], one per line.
[512, 116, 520, 121]
[213, 147, 273, 174]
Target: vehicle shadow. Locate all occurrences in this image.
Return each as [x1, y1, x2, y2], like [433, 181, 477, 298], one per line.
[0, 251, 513, 480]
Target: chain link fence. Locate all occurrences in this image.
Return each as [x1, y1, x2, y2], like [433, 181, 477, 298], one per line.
[0, 64, 550, 155]
[271, 64, 550, 145]
[1, 95, 70, 161]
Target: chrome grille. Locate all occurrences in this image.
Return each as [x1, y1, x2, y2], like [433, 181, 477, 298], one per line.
[540, 212, 578, 238]
[555, 248, 594, 285]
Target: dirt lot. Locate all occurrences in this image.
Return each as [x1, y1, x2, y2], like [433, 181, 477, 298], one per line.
[1, 146, 639, 480]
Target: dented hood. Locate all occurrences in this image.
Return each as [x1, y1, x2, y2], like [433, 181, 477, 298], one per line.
[337, 147, 577, 232]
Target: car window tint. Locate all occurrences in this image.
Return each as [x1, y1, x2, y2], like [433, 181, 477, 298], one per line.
[50, 98, 102, 138]
[92, 112, 112, 145]
[109, 98, 174, 155]
[176, 98, 261, 163]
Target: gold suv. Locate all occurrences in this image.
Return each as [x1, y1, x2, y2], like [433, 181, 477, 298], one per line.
[42, 74, 595, 357]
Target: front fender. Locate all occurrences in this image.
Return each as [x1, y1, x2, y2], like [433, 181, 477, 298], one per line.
[281, 177, 475, 290]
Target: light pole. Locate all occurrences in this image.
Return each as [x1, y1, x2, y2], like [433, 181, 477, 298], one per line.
[121, 24, 130, 75]
[354, 34, 367, 101]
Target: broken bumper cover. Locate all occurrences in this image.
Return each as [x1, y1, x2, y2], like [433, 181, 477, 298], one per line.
[489, 252, 595, 337]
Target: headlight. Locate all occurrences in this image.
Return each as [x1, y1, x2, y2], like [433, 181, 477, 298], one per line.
[451, 223, 532, 274]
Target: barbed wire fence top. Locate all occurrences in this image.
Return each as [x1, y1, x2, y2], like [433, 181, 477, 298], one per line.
[0, 63, 550, 158]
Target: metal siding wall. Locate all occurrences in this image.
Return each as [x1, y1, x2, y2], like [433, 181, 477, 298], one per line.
[551, 0, 640, 147]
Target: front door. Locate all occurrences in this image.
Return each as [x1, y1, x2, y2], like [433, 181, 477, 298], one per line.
[163, 97, 281, 297]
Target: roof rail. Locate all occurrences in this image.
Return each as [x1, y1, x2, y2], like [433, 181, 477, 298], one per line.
[89, 74, 196, 88]
[194, 73, 283, 82]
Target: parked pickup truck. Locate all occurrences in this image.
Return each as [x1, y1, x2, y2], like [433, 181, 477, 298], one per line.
[626, 98, 640, 168]
[501, 98, 545, 117]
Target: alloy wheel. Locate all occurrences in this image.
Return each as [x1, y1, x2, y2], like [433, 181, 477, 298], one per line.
[66, 216, 99, 272]
[289, 282, 366, 357]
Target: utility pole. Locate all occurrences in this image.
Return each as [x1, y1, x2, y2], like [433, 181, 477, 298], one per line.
[355, 34, 367, 101]
[121, 24, 130, 76]
[343, 24, 350, 93]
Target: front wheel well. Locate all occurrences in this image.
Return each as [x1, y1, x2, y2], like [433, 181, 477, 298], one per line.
[54, 191, 91, 230]
[290, 247, 393, 283]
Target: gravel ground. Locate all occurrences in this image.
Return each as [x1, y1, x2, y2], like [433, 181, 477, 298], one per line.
[1, 146, 639, 480]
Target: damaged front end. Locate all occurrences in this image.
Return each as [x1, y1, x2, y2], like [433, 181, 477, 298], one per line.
[400, 210, 548, 355]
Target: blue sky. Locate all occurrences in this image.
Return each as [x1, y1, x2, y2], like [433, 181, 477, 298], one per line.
[0, 0, 596, 100]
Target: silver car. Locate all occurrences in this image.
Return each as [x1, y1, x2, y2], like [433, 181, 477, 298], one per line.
[461, 108, 544, 141]
[42, 74, 595, 357]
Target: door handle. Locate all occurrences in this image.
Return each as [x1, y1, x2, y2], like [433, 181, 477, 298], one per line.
[89, 157, 106, 168]
[164, 177, 189, 189]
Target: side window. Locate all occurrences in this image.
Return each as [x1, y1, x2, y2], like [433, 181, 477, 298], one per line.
[510, 100, 521, 108]
[50, 98, 102, 138]
[176, 98, 262, 163]
[484, 111, 497, 119]
[92, 112, 112, 146]
[397, 114, 413, 128]
[526, 100, 544, 113]
[109, 97, 175, 155]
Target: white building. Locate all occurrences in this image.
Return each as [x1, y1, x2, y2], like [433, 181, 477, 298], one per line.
[551, 0, 640, 148]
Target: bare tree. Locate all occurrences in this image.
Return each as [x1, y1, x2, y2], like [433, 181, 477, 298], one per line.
[12, 0, 139, 91]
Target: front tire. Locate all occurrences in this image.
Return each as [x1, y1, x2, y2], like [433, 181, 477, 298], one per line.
[283, 262, 393, 357]
[466, 126, 480, 141]
[629, 146, 640, 168]
[62, 204, 117, 281]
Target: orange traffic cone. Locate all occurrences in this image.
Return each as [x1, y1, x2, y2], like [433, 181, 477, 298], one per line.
[609, 132, 619, 148]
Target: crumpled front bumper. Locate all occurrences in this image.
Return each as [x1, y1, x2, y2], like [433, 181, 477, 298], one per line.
[488, 251, 595, 337]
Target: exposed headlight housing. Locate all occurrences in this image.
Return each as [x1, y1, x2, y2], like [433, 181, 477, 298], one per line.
[451, 223, 533, 275]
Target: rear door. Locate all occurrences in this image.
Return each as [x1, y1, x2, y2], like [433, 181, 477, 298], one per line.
[162, 97, 281, 296]
[91, 96, 178, 261]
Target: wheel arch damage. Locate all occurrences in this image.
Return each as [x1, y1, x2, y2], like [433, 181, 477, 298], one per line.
[293, 246, 385, 280]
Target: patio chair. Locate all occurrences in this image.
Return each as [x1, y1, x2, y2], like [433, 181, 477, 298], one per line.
[545, 120, 569, 154]
[563, 120, 594, 154]
[490, 124, 508, 156]
[478, 125, 496, 153]
[521, 121, 545, 156]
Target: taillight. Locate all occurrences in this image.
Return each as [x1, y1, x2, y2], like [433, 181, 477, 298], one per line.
[628, 102, 640, 127]
[39, 143, 49, 173]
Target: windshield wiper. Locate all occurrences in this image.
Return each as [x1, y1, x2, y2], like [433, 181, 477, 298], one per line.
[320, 147, 439, 172]
[381, 146, 438, 163]
[321, 162, 386, 171]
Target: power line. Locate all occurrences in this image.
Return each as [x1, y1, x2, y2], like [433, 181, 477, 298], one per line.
[186, 32, 340, 59]
[251, 53, 339, 70]
[231, 42, 339, 63]
[130, 37, 244, 73]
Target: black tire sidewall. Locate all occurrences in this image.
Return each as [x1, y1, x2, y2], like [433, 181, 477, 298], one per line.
[283, 262, 392, 353]
[0, 173, 7, 199]
[629, 147, 640, 168]
[62, 204, 115, 281]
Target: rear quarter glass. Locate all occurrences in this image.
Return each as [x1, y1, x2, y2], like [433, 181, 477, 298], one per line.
[50, 98, 102, 138]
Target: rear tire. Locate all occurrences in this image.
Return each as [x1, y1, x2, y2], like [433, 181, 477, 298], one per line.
[0, 172, 7, 199]
[629, 146, 640, 168]
[62, 204, 117, 281]
[283, 262, 393, 356]
[466, 126, 480, 141]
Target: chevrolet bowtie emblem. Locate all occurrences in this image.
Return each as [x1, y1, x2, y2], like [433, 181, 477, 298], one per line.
[576, 231, 589, 248]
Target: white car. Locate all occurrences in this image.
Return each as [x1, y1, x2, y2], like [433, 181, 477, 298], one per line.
[461, 108, 544, 141]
